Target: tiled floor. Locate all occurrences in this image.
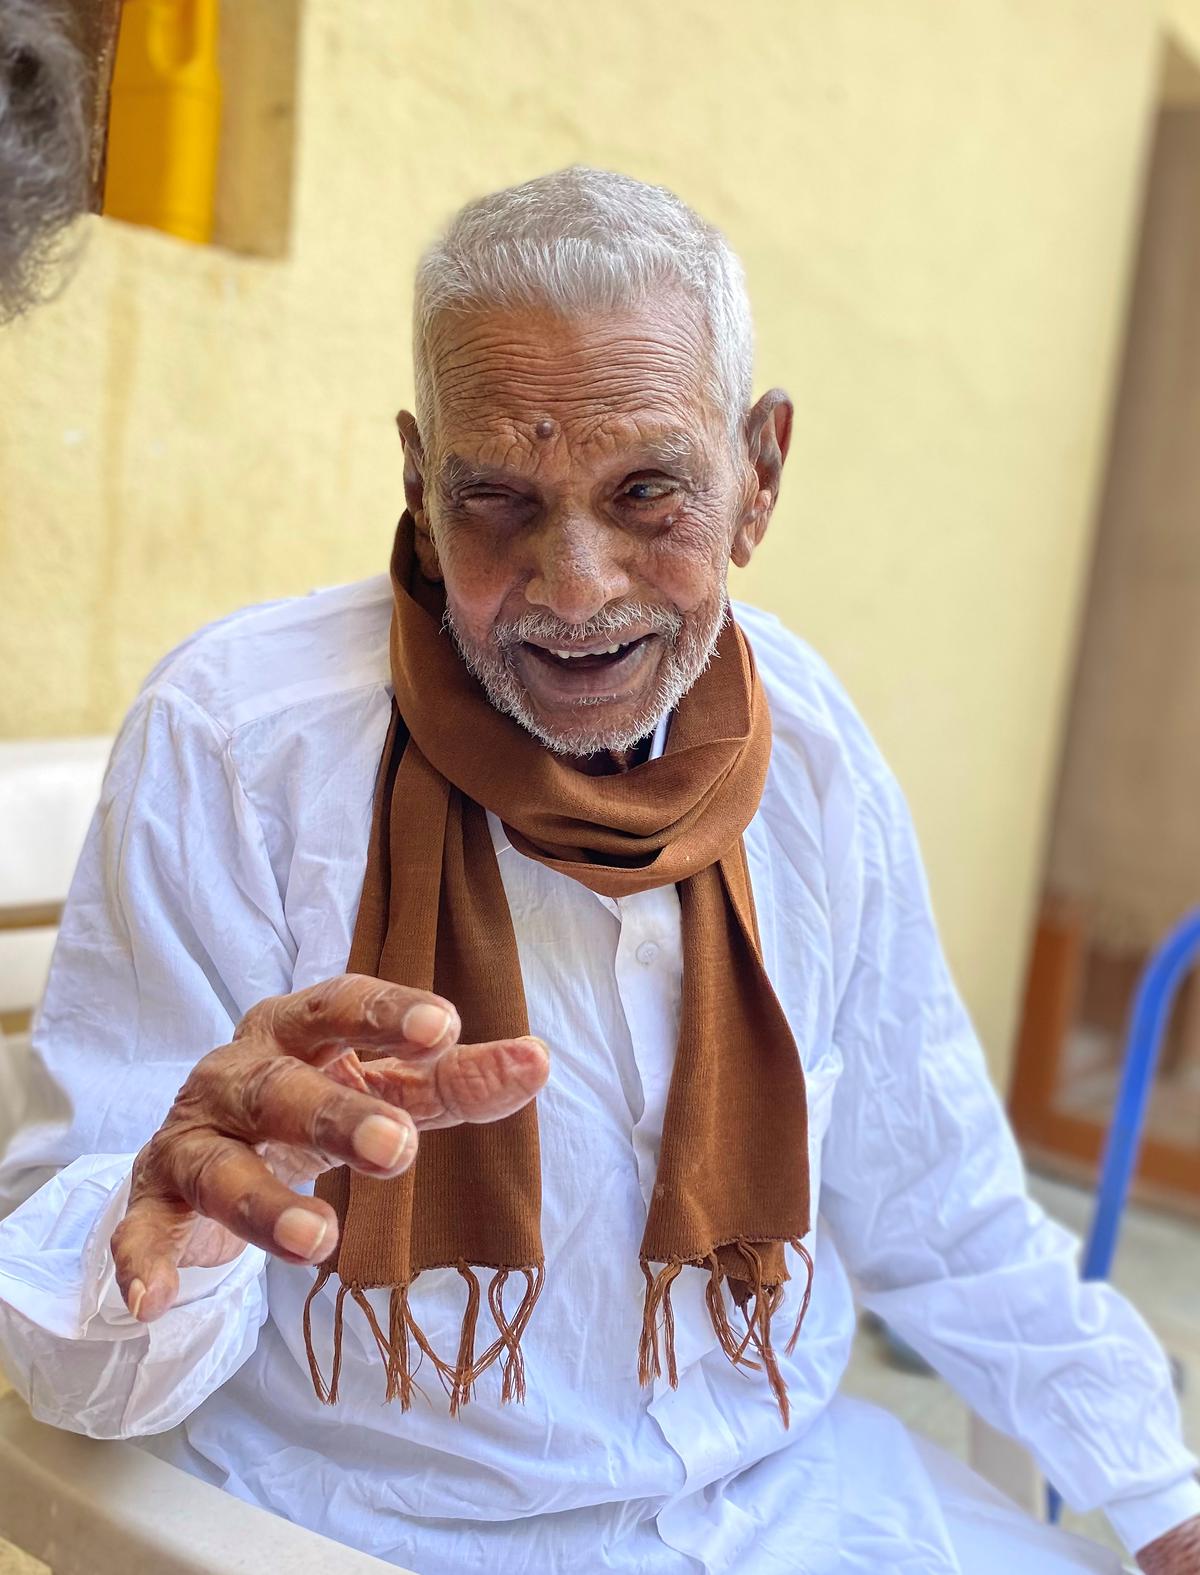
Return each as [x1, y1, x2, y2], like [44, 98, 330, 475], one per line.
[841, 1169, 1200, 1557]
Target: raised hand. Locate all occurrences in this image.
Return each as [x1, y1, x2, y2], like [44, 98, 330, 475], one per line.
[110, 974, 549, 1322]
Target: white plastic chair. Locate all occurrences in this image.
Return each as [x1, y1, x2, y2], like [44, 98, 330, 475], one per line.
[0, 1391, 404, 1573]
[0, 738, 112, 1022]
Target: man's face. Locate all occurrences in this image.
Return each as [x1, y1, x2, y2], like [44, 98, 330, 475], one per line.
[402, 295, 778, 757]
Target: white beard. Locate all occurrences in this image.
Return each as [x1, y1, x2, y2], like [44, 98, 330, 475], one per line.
[443, 591, 729, 757]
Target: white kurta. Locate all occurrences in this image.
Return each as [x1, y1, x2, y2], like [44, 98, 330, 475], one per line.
[0, 578, 1196, 1575]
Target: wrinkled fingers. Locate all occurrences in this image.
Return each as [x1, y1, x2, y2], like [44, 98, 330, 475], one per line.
[240, 974, 461, 1063]
[114, 1134, 344, 1320]
[189, 1052, 419, 1176]
[363, 1035, 550, 1129]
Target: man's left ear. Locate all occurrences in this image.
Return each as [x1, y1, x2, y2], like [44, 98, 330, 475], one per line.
[731, 389, 793, 569]
[396, 409, 442, 580]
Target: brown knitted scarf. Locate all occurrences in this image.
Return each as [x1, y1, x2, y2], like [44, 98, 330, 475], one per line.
[304, 514, 813, 1422]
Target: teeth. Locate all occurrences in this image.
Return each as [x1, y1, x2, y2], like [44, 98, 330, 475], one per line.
[548, 641, 628, 660]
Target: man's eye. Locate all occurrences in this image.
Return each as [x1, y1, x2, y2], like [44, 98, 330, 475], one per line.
[621, 479, 675, 505]
[461, 488, 519, 506]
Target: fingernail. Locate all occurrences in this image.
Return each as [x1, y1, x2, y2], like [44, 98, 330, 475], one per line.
[275, 1207, 329, 1259]
[353, 1113, 412, 1170]
[127, 1277, 146, 1320]
[403, 1002, 451, 1047]
[523, 1036, 550, 1054]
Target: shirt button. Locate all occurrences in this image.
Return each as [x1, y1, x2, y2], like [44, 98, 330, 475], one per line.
[635, 941, 660, 966]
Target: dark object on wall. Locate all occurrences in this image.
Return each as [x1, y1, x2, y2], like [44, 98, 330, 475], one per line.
[65, 0, 122, 208]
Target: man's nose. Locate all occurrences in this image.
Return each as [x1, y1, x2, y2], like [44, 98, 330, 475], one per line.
[523, 514, 631, 625]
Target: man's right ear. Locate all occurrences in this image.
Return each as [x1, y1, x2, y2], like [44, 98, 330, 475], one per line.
[395, 411, 441, 579]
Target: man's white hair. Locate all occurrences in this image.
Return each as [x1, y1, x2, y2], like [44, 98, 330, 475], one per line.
[412, 166, 754, 442]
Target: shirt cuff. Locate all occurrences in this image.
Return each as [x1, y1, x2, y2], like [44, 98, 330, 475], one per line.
[1104, 1473, 1200, 1558]
[87, 1172, 263, 1332]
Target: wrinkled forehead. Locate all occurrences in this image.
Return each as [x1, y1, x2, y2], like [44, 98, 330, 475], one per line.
[423, 299, 725, 471]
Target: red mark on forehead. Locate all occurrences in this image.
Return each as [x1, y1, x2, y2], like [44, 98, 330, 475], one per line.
[534, 418, 556, 440]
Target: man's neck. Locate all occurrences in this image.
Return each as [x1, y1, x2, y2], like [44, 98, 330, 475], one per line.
[563, 733, 655, 776]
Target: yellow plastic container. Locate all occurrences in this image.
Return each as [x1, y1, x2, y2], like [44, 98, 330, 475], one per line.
[103, 0, 222, 245]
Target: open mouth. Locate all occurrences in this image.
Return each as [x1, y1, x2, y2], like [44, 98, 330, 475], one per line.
[514, 633, 660, 704]
[522, 634, 651, 673]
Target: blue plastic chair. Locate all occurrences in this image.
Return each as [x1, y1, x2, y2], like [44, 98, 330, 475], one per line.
[1047, 906, 1200, 1523]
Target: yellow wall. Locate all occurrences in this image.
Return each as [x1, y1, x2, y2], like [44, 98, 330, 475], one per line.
[0, 0, 1192, 1081]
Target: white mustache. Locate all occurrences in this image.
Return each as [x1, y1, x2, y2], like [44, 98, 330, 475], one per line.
[493, 603, 684, 652]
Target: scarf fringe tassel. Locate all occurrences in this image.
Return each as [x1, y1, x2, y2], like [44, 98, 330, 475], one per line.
[303, 1262, 545, 1414]
[303, 1241, 811, 1424]
[639, 1238, 814, 1429]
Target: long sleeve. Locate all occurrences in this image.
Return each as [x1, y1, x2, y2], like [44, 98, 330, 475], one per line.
[0, 680, 295, 1437]
[818, 718, 1200, 1554]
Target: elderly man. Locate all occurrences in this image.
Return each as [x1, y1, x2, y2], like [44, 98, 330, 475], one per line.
[0, 169, 1197, 1575]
